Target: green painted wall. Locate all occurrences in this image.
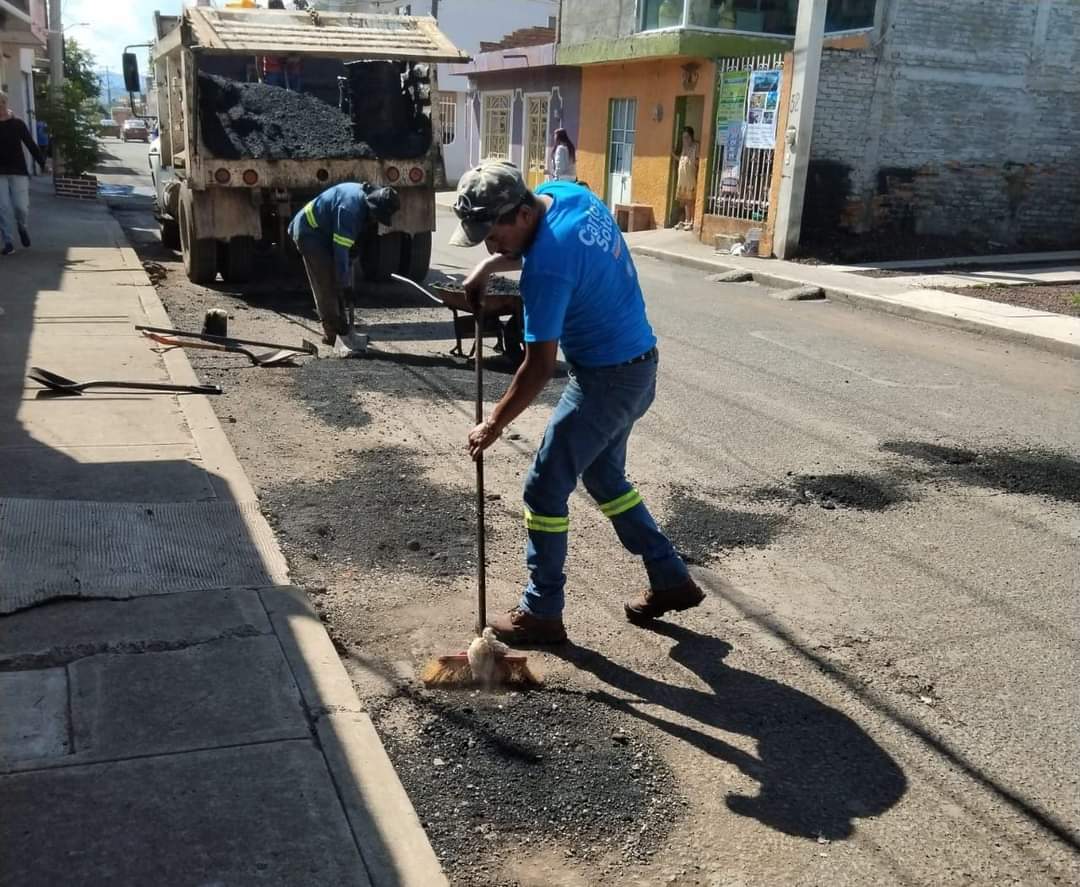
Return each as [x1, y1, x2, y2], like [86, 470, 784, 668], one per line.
[557, 30, 789, 66]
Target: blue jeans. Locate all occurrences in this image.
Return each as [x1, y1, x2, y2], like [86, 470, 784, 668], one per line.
[520, 351, 689, 618]
[0, 175, 30, 248]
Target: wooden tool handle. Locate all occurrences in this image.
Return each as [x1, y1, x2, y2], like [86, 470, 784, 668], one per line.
[475, 308, 486, 636]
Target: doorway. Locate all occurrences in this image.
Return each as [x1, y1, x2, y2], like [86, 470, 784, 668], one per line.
[667, 94, 705, 227]
[607, 97, 637, 209]
[523, 93, 550, 190]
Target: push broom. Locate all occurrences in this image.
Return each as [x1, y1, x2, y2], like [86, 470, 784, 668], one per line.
[420, 300, 541, 689]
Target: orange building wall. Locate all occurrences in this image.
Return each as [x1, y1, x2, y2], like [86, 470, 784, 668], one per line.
[576, 59, 716, 230]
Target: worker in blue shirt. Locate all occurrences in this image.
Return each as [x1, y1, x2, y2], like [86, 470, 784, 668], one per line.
[289, 182, 399, 344]
[451, 160, 703, 646]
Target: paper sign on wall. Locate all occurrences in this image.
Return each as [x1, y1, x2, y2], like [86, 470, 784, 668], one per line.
[720, 122, 747, 195]
[745, 70, 781, 149]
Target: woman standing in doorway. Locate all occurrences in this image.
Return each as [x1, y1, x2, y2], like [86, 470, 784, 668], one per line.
[548, 128, 577, 182]
[673, 125, 699, 230]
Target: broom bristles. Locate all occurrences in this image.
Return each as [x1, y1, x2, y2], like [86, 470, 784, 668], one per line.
[419, 652, 542, 688]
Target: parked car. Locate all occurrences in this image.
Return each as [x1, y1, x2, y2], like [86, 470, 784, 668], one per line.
[121, 119, 149, 142]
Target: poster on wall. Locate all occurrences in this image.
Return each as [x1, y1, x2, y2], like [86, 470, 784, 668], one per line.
[714, 71, 749, 137]
[745, 70, 781, 149]
[720, 122, 747, 195]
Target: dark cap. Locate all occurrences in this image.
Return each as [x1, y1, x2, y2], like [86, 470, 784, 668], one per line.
[449, 160, 528, 247]
[365, 186, 400, 226]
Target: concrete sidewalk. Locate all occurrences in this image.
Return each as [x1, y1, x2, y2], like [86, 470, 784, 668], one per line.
[0, 180, 445, 886]
[626, 228, 1080, 359]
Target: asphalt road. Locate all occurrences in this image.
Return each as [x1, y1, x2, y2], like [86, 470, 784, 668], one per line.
[97, 141, 1080, 885]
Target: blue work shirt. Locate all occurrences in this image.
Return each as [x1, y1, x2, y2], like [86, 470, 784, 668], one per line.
[519, 182, 656, 367]
[289, 183, 369, 285]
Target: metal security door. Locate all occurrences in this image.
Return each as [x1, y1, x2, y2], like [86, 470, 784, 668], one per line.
[481, 93, 511, 160]
[608, 98, 637, 209]
[525, 94, 550, 190]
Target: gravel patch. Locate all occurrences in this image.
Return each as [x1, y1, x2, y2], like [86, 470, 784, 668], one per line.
[371, 687, 680, 886]
[881, 441, 1080, 503]
[262, 445, 483, 580]
[753, 472, 912, 512]
[936, 283, 1080, 317]
[663, 484, 787, 565]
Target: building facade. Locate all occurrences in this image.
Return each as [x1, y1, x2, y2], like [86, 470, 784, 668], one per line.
[804, 0, 1080, 251]
[0, 0, 47, 125]
[557, 0, 877, 231]
[453, 39, 582, 190]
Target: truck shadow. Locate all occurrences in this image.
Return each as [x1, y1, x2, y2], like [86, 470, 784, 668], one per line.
[553, 622, 907, 841]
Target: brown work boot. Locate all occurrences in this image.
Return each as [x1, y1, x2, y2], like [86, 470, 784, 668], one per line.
[624, 578, 705, 625]
[488, 607, 568, 645]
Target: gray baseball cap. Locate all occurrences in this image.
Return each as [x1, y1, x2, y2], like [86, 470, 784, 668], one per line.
[449, 160, 529, 247]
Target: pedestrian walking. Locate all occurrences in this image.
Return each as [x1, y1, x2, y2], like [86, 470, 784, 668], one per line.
[547, 128, 577, 183]
[0, 91, 47, 256]
[287, 181, 399, 344]
[452, 160, 704, 644]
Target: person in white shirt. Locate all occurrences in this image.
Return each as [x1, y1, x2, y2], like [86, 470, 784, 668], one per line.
[548, 128, 577, 182]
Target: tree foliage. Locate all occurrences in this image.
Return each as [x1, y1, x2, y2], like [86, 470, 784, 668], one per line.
[63, 38, 101, 102]
[40, 82, 102, 178]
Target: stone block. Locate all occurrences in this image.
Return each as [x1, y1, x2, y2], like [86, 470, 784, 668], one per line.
[0, 742, 372, 885]
[0, 668, 70, 767]
[69, 636, 308, 759]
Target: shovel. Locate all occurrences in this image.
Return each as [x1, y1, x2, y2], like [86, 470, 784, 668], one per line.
[141, 331, 299, 367]
[134, 325, 318, 356]
[28, 366, 222, 397]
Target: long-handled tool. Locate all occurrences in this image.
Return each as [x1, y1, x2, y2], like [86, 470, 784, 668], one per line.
[140, 331, 300, 367]
[134, 325, 318, 356]
[420, 306, 540, 689]
[28, 366, 222, 397]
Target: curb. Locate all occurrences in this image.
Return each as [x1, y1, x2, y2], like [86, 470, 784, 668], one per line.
[631, 245, 1080, 360]
[262, 589, 449, 887]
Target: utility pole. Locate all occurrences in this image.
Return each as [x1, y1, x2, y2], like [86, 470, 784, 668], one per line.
[772, 0, 826, 259]
[47, 0, 64, 93]
[104, 66, 112, 106]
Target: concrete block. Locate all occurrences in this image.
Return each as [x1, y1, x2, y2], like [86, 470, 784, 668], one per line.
[773, 285, 827, 301]
[0, 669, 70, 767]
[69, 636, 309, 759]
[0, 588, 271, 668]
[706, 269, 754, 283]
[0, 741, 372, 886]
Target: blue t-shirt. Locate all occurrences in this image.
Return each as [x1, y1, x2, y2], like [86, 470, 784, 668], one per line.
[520, 182, 656, 367]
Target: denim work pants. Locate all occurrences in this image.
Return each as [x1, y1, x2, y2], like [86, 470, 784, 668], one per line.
[290, 227, 346, 339]
[521, 351, 689, 617]
[0, 175, 30, 247]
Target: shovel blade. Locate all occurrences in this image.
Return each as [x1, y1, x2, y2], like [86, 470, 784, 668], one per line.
[29, 366, 78, 387]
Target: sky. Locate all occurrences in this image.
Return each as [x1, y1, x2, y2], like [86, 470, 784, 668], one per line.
[62, 0, 186, 76]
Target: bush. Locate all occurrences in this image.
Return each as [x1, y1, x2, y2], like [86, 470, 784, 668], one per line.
[39, 82, 101, 178]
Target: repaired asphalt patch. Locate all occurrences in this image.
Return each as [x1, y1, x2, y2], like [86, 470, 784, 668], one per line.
[371, 686, 679, 885]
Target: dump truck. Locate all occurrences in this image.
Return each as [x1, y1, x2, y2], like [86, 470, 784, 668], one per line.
[130, 6, 466, 286]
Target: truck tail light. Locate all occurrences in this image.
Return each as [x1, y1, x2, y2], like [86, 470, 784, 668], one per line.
[385, 166, 401, 183]
[214, 168, 231, 184]
[408, 166, 424, 184]
[316, 168, 329, 182]
[242, 169, 259, 186]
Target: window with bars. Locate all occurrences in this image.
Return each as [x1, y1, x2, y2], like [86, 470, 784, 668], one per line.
[439, 95, 457, 146]
[481, 93, 511, 161]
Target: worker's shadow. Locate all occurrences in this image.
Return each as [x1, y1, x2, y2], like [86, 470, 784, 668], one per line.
[554, 622, 907, 840]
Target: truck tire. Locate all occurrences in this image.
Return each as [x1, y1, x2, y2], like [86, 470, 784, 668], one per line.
[220, 236, 255, 284]
[361, 231, 404, 283]
[160, 218, 180, 251]
[399, 231, 432, 283]
[179, 198, 218, 285]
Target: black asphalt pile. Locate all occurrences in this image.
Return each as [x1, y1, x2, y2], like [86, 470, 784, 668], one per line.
[198, 73, 375, 161]
[372, 688, 679, 885]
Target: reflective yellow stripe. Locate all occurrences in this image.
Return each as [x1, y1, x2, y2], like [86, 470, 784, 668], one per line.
[304, 202, 317, 228]
[333, 233, 355, 248]
[599, 488, 643, 518]
[524, 508, 569, 533]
